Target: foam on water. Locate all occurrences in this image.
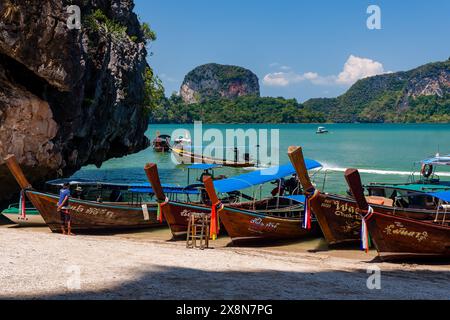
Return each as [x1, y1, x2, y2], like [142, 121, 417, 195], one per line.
[323, 166, 450, 177]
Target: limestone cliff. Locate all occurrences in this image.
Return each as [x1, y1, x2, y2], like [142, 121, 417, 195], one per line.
[0, 0, 151, 202]
[180, 63, 260, 104]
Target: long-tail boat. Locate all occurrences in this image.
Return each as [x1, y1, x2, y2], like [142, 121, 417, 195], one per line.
[4, 155, 200, 233]
[1, 203, 44, 226]
[152, 133, 172, 153]
[1, 178, 155, 227]
[145, 159, 323, 242]
[287, 146, 449, 246]
[345, 168, 450, 260]
[202, 175, 322, 244]
[171, 145, 255, 168]
[144, 163, 212, 238]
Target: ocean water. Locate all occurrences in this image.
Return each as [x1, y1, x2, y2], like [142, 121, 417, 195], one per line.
[73, 123, 450, 195]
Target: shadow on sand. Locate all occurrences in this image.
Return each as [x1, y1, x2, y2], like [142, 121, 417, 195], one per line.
[3, 264, 450, 300]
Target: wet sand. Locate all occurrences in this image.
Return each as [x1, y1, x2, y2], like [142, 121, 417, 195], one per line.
[0, 225, 449, 300]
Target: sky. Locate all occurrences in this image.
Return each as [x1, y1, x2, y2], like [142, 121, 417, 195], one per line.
[134, 0, 450, 102]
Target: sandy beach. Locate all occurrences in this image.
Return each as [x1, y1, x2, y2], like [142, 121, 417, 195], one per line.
[0, 225, 449, 300]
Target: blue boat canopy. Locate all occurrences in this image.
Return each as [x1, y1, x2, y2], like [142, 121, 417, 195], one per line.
[187, 164, 222, 170]
[281, 195, 306, 204]
[428, 191, 450, 203]
[422, 154, 450, 166]
[213, 159, 322, 193]
[47, 180, 200, 195]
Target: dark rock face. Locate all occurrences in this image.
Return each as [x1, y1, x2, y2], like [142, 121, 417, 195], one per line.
[0, 0, 150, 202]
[180, 63, 260, 104]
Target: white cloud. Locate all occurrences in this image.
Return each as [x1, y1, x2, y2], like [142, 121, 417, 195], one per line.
[263, 72, 308, 87]
[336, 55, 385, 85]
[263, 55, 388, 87]
[263, 71, 335, 87]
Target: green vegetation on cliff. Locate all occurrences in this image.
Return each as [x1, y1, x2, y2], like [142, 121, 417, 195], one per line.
[149, 59, 450, 124]
[304, 60, 450, 123]
[149, 95, 325, 124]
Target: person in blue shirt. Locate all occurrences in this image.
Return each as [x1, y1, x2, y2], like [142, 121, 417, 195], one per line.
[57, 183, 73, 235]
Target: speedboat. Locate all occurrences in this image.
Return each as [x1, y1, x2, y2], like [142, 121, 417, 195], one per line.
[316, 127, 329, 134]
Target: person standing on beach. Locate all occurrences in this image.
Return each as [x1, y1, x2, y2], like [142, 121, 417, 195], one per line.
[57, 183, 73, 236]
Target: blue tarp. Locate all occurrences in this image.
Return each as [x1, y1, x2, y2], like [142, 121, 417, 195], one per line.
[282, 195, 306, 203]
[429, 191, 450, 203]
[187, 164, 222, 170]
[213, 159, 322, 193]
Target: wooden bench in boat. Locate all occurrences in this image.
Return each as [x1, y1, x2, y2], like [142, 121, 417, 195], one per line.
[366, 196, 394, 207]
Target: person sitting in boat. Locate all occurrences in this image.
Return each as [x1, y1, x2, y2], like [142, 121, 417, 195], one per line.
[57, 183, 73, 236]
[285, 174, 301, 195]
[198, 169, 213, 183]
[271, 178, 286, 197]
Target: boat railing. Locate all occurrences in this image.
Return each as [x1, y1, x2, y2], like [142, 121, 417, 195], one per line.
[7, 202, 35, 211]
[310, 167, 328, 192]
[435, 200, 450, 226]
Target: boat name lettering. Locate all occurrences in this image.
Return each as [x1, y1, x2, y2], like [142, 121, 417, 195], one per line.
[250, 218, 280, 230]
[384, 222, 429, 242]
[332, 201, 361, 220]
[71, 204, 115, 218]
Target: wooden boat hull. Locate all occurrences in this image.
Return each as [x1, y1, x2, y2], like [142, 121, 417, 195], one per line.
[24, 190, 163, 232]
[1, 209, 46, 226]
[366, 211, 450, 260]
[163, 202, 211, 239]
[172, 148, 255, 168]
[219, 207, 321, 244]
[310, 193, 437, 246]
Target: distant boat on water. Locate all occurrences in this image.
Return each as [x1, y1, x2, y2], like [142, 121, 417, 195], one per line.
[152, 131, 172, 153]
[316, 127, 329, 134]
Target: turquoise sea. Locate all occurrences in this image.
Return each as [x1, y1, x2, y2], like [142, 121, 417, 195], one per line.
[73, 124, 450, 195]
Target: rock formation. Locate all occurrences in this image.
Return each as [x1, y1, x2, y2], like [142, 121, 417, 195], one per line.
[304, 60, 450, 123]
[0, 0, 151, 203]
[180, 63, 260, 104]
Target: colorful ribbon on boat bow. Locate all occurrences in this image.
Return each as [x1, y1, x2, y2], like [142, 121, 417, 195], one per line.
[303, 189, 319, 230]
[157, 197, 169, 223]
[361, 206, 374, 253]
[210, 201, 224, 240]
[19, 190, 27, 219]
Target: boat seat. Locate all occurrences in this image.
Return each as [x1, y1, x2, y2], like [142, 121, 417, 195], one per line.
[440, 205, 450, 211]
[366, 196, 394, 207]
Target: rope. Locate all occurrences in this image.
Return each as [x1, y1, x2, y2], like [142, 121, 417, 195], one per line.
[303, 189, 319, 230]
[157, 197, 170, 223]
[19, 189, 27, 219]
[361, 206, 374, 253]
[210, 201, 224, 240]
